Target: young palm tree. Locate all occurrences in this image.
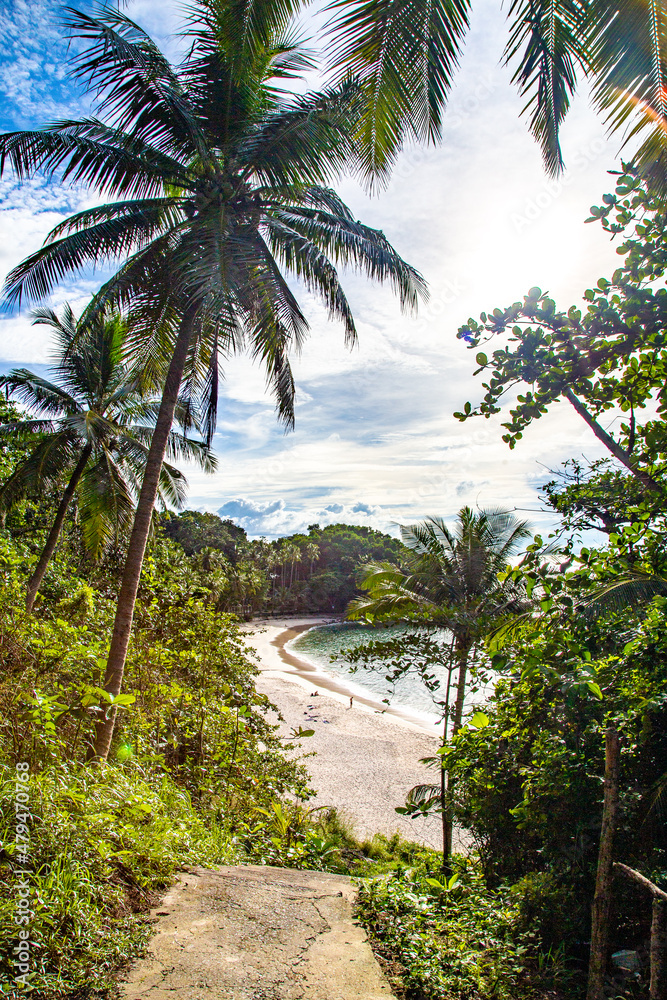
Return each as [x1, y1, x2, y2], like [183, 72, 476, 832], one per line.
[349, 508, 530, 729]
[0, 4, 425, 759]
[0, 304, 214, 611]
[348, 507, 530, 865]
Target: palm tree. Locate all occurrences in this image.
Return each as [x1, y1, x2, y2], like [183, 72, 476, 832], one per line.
[350, 508, 531, 730]
[289, 544, 302, 587]
[0, 303, 214, 611]
[348, 507, 530, 865]
[306, 541, 320, 575]
[322, 0, 667, 186]
[0, 4, 425, 759]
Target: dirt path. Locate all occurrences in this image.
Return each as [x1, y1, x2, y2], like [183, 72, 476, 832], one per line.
[120, 865, 396, 1000]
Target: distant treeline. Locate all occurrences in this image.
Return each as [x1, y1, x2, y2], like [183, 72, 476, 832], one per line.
[159, 510, 407, 617]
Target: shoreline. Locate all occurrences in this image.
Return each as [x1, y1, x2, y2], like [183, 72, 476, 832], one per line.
[240, 618, 463, 850]
[245, 617, 440, 737]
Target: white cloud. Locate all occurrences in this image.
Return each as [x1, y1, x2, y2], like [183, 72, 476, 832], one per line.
[215, 496, 387, 538]
[0, 0, 639, 541]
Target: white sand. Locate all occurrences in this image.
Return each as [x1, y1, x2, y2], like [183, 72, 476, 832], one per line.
[240, 618, 466, 851]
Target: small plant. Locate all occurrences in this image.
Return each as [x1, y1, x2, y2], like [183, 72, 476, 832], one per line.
[355, 855, 561, 1000]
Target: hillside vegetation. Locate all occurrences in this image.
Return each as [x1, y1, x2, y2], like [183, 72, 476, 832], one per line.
[160, 509, 407, 616]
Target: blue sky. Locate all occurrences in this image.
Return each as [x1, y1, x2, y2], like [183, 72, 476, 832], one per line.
[0, 0, 631, 538]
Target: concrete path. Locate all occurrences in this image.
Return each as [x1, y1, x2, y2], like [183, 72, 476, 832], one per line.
[120, 865, 396, 1000]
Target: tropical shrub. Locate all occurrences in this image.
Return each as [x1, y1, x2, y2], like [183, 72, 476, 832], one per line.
[0, 524, 316, 995]
[444, 594, 667, 964]
[0, 761, 233, 995]
[355, 856, 571, 1000]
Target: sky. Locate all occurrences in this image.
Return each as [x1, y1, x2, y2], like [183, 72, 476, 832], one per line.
[0, 0, 632, 539]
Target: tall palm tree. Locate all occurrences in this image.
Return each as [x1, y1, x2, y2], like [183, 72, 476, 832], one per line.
[0, 4, 425, 759]
[289, 543, 302, 587]
[348, 507, 530, 865]
[306, 540, 320, 575]
[0, 303, 214, 611]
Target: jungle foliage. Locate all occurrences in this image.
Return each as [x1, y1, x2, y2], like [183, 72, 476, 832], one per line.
[349, 175, 667, 999]
[160, 510, 408, 615]
[0, 412, 420, 995]
[0, 519, 311, 994]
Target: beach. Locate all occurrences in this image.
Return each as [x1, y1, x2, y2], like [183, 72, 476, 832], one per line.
[241, 617, 467, 851]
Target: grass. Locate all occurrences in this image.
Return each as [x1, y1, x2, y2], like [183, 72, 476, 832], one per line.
[0, 761, 235, 997]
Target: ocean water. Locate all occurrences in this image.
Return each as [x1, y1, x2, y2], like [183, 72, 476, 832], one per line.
[289, 623, 453, 716]
[289, 623, 497, 719]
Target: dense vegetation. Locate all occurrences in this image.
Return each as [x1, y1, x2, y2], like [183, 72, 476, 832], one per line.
[5, 171, 667, 993]
[0, 0, 425, 765]
[161, 509, 407, 615]
[0, 387, 611, 1000]
[3, 0, 667, 994]
[0, 398, 423, 996]
[0, 463, 311, 992]
[352, 542, 667, 1000]
[345, 172, 667, 1000]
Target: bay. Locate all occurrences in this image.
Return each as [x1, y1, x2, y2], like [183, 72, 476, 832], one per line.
[289, 622, 498, 718]
[289, 622, 452, 715]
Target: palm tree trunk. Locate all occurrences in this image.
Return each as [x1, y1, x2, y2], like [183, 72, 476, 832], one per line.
[452, 634, 472, 734]
[26, 443, 93, 612]
[91, 311, 196, 761]
[441, 634, 472, 873]
[441, 655, 454, 872]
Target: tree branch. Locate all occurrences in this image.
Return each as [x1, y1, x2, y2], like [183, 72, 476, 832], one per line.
[615, 862, 667, 901]
[563, 388, 663, 495]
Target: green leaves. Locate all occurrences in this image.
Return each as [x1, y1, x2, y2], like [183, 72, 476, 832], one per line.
[100, 691, 136, 708]
[355, 862, 542, 998]
[0, 303, 215, 572]
[504, 0, 587, 174]
[457, 168, 667, 498]
[424, 872, 459, 891]
[453, 400, 474, 421]
[324, 0, 471, 179]
[1, 2, 427, 447]
[590, 0, 667, 192]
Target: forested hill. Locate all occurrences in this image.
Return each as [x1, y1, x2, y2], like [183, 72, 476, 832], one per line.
[159, 511, 407, 616]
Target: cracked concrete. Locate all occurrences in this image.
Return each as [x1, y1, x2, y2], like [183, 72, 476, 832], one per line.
[120, 865, 396, 1000]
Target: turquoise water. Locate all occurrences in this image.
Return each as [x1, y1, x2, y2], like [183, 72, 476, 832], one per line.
[289, 623, 453, 715]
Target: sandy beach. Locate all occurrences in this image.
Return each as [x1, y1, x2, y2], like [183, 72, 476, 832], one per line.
[241, 617, 466, 851]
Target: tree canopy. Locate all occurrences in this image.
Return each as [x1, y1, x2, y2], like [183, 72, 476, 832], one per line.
[455, 166, 667, 503]
[0, 304, 214, 609]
